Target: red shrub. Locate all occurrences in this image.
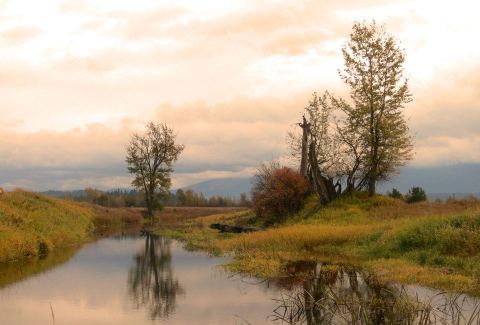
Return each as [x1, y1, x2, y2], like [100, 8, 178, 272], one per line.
[252, 166, 307, 223]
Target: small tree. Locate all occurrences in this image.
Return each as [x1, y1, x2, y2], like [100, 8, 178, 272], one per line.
[239, 192, 250, 207]
[252, 163, 307, 224]
[405, 186, 427, 203]
[387, 188, 403, 200]
[175, 189, 187, 206]
[126, 122, 184, 218]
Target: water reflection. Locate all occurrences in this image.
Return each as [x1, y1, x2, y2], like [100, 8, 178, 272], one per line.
[128, 234, 184, 320]
[0, 246, 78, 289]
[1, 236, 479, 325]
[270, 262, 480, 325]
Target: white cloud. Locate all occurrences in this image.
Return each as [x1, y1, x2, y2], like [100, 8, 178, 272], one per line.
[1, 0, 480, 190]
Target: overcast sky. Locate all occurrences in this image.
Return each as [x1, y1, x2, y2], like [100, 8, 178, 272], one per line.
[1, 0, 479, 191]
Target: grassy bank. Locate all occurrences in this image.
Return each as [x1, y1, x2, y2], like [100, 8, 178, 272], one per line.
[156, 194, 480, 295]
[0, 190, 143, 263]
[0, 190, 245, 264]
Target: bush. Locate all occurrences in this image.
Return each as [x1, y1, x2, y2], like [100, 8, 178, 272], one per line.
[387, 188, 403, 200]
[252, 164, 307, 224]
[405, 186, 427, 203]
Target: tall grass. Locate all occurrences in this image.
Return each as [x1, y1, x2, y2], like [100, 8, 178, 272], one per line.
[0, 190, 95, 263]
[0, 190, 145, 263]
[169, 194, 480, 294]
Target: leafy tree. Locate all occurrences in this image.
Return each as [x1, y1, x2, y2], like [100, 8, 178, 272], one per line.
[405, 186, 427, 203]
[126, 122, 184, 218]
[340, 21, 413, 196]
[175, 189, 187, 206]
[184, 189, 196, 206]
[239, 192, 250, 207]
[289, 21, 413, 203]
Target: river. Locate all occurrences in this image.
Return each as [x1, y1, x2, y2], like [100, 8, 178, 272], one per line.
[0, 233, 479, 324]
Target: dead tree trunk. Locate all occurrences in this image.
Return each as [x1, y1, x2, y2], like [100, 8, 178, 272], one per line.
[308, 142, 337, 204]
[298, 115, 310, 180]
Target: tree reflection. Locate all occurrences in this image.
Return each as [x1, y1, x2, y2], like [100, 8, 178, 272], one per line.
[270, 262, 480, 325]
[128, 234, 184, 319]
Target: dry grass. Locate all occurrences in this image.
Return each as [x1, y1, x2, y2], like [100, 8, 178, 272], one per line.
[155, 206, 247, 228]
[220, 223, 384, 251]
[366, 259, 478, 294]
[155, 209, 250, 254]
[159, 194, 480, 295]
[88, 205, 144, 235]
[0, 190, 146, 263]
[0, 190, 95, 263]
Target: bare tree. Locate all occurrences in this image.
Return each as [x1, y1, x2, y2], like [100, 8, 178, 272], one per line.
[126, 122, 184, 218]
[290, 92, 364, 203]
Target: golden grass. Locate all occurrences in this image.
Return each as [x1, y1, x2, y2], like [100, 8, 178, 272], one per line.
[0, 190, 145, 263]
[0, 190, 95, 263]
[158, 194, 480, 295]
[220, 223, 384, 251]
[366, 259, 479, 294]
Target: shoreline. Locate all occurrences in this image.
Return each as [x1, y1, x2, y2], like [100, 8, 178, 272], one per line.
[153, 196, 480, 297]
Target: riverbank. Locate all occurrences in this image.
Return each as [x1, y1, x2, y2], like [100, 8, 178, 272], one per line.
[0, 190, 246, 264]
[0, 190, 144, 264]
[156, 194, 480, 296]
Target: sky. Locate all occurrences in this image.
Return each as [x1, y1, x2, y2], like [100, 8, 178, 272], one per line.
[1, 0, 479, 191]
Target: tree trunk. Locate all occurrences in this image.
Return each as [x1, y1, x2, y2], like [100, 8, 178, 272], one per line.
[368, 135, 379, 197]
[308, 142, 336, 204]
[145, 188, 154, 219]
[299, 115, 310, 179]
[368, 162, 377, 196]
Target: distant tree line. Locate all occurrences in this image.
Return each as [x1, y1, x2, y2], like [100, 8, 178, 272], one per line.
[72, 188, 146, 208]
[169, 189, 250, 207]
[73, 187, 250, 208]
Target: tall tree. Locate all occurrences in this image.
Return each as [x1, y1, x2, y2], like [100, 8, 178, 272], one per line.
[340, 21, 413, 196]
[126, 122, 184, 218]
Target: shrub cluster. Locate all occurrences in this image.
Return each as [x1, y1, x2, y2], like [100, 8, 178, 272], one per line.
[252, 164, 307, 224]
[387, 186, 427, 204]
[405, 187, 427, 203]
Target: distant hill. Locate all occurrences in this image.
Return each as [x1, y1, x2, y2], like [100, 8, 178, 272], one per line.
[41, 178, 255, 200]
[427, 193, 480, 200]
[182, 164, 480, 199]
[42, 189, 87, 198]
[182, 177, 253, 198]
[39, 164, 480, 200]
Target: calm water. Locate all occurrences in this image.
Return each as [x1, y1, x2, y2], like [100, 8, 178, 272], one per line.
[0, 234, 479, 325]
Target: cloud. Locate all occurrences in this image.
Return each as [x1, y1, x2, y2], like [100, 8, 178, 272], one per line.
[0, 26, 41, 45]
[407, 64, 480, 166]
[0, 94, 308, 190]
[0, 0, 479, 191]
[0, 122, 134, 169]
